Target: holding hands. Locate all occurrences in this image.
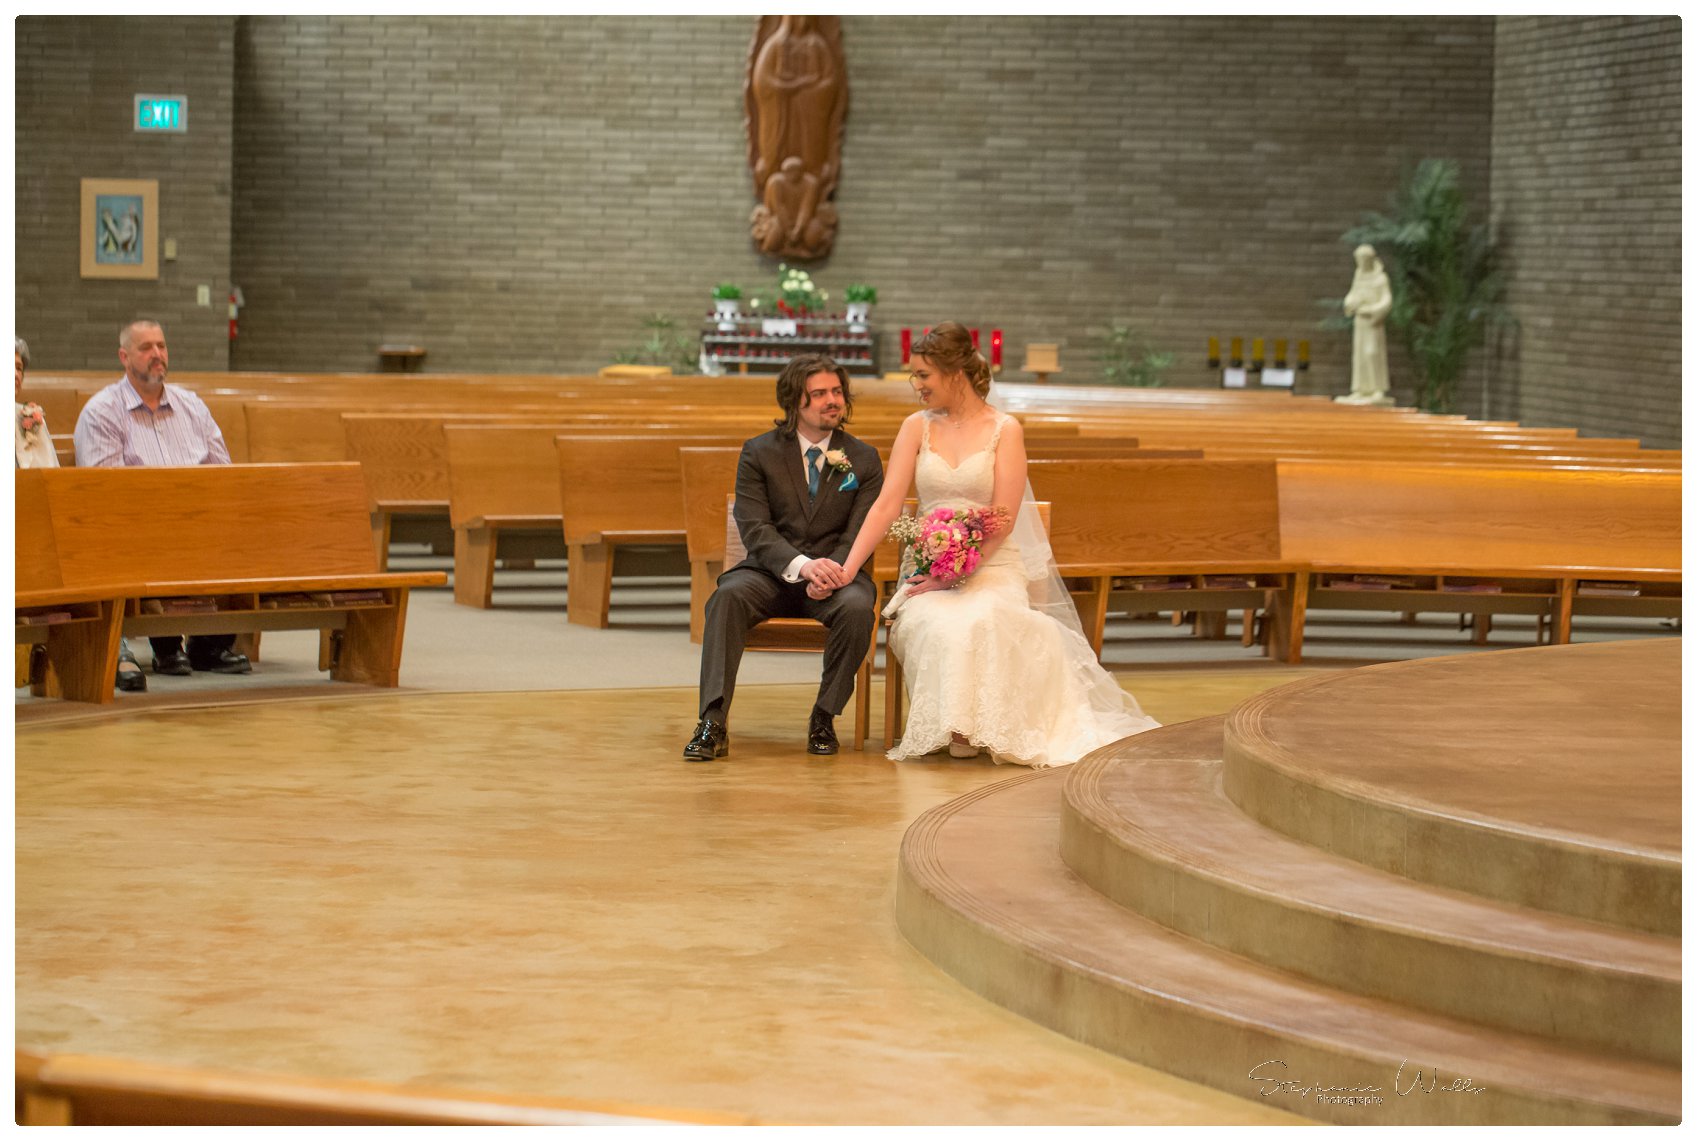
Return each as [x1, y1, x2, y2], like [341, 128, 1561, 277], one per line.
[801, 557, 850, 597]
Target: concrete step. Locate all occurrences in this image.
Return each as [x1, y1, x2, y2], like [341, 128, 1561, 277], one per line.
[1060, 717, 1679, 1065]
[1219, 640, 1679, 935]
[895, 768, 1677, 1125]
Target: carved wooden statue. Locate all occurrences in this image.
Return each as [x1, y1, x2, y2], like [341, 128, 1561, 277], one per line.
[745, 16, 847, 260]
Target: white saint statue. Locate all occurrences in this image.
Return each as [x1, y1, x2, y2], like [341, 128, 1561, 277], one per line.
[1336, 244, 1395, 406]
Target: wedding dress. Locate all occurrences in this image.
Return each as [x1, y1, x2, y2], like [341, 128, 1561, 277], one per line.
[885, 412, 1160, 768]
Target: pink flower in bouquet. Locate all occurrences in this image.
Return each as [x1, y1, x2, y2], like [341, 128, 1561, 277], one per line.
[891, 504, 1010, 586]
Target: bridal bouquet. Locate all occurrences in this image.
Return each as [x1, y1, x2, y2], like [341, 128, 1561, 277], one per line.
[887, 505, 1010, 586]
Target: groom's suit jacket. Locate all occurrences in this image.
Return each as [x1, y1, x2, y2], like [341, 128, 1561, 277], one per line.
[731, 427, 884, 584]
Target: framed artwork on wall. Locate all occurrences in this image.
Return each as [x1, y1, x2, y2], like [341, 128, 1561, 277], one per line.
[80, 178, 158, 279]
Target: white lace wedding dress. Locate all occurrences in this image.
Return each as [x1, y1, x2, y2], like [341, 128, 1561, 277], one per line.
[885, 413, 1160, 768]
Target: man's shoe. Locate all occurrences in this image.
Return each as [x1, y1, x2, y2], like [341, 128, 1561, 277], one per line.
[807, 712, 839, 755]
[683, 719, 728, 762]
[191, 649, 252, 675]
[152, 649, 193, 676]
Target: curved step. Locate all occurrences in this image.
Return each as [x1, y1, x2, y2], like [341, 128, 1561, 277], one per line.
[1220, 640, 1680, 935]
[895, 769, 1678, 1125]
[1060, 718, 1679, 1065]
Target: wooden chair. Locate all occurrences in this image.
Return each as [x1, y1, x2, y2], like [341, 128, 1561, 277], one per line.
[880, 499, 1051, 750]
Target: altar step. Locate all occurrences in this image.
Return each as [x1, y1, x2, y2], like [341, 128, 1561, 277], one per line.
[895, 759, 1679, 1125]
[1220, 642, 1680, 936]
[1061, 717, 1679, 1066]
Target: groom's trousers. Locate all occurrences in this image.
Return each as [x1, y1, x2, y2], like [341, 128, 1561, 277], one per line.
[699, 567, 876, 720]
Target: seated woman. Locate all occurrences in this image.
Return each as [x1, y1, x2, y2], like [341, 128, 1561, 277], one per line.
[836, 323, 1159, 768]
[15, 338, 145, 693]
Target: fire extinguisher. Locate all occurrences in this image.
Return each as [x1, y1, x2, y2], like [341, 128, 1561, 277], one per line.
[228, 286, 245, 342]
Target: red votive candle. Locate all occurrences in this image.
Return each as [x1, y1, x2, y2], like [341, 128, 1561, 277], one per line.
[900, 327, 912, 363]
[991, 329, 1003, 367]
[971, 327, 981, 349]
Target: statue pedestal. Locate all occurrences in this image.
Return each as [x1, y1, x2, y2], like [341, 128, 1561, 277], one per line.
[1335, 392, 1395, 407]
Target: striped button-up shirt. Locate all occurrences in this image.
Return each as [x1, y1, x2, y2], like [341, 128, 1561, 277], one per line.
[73, 378, 231, 468]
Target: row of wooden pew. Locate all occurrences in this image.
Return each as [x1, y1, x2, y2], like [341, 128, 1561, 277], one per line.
[16, 371, 1680, 706]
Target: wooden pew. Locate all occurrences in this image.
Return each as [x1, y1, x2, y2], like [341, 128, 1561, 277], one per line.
[444, 424, 761, 612]
[1027, 458, 1309, 663]
[15, 464, 445, 703]
[1277, 460, 1682, 649]
[15, 1049, 749, 1126]
[555, 433, 752, 628]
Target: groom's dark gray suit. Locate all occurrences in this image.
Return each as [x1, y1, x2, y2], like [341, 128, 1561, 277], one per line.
[698, 426, 884, 720]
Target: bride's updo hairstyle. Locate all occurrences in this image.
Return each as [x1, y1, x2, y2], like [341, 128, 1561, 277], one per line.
[911, 322, 993, 399]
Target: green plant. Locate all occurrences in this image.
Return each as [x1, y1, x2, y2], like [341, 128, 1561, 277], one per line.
[1094, 322, 1174, 387]
[613, 313, 700, 373]
[711, 283, 742, 301]
[1325, 159, 1512, 414]
[844, 284, 877, 304]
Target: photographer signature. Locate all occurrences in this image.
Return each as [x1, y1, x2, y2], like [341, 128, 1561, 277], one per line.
[1248, 1059, 1486, 1102]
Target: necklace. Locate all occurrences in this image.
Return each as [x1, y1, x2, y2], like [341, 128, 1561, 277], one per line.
[941, 403, 988, 428]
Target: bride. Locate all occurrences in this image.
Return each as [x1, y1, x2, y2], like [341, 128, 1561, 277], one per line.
[831, 322, 1159, 768]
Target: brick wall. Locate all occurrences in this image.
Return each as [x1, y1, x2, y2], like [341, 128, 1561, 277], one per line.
[225, 15, 1496, 403]
[1490, 16, 1681, 448]
[15, 16, 235, 372]
[22, 16, 1678, 446]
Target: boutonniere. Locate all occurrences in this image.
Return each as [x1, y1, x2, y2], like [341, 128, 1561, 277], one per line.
[18, 403, 45, 439]
[824, 448, 858, 491]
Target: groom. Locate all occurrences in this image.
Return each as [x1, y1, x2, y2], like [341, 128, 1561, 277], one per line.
[685, 354, 884, 761]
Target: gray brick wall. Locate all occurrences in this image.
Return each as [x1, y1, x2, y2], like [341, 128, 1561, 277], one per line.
[1490, 16, 1681, 448]
[225, 15, 1496, 403]
[15, 16, 235, 372]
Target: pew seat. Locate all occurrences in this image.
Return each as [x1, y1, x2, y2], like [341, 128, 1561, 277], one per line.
[15, 463, 444, 703]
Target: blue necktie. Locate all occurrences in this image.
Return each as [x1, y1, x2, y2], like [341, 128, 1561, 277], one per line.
[805, 445, 822, 499]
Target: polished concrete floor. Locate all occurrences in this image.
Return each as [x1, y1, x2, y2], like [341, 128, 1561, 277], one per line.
[16, 672, 1322, 1125]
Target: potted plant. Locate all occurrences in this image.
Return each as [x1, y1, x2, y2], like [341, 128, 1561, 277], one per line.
[776, 265, 825, 316]
[711, 283, 742, 329]
[1327, 159, 1512, 414]
[1094, 322, 1174, 387]
[844, 284, 877, 330]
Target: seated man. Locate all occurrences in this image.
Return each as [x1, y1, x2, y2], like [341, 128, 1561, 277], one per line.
[73, 318, 251, 677]
[686, 354, 884, 760]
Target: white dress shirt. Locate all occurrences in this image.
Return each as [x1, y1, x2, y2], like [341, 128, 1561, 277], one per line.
[782, 429, 833, 582]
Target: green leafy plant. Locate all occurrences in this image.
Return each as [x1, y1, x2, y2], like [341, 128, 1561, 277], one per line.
[1325, 159, 1512, 414]
[613, 313, 699, 373]
[844, 284, 877, 304]
[711, 283, 742, 301]
[1094, 322, 1174, 387]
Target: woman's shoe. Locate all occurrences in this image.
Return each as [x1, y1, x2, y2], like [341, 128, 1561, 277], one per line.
[948, 739, 981, 758]
[115, 639, 147, 693]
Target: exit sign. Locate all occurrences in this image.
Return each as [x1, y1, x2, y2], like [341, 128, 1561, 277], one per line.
[134, 95, 187, 133]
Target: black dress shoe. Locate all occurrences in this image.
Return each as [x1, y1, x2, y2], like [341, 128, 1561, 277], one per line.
[807, 712, 839, 755]
[191, 649, 252, 675]
[683, 719, 728, 762]
[152, 649, 193, 676]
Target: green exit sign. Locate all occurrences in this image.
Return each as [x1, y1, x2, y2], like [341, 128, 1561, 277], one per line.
[134, 95, 187, 133]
